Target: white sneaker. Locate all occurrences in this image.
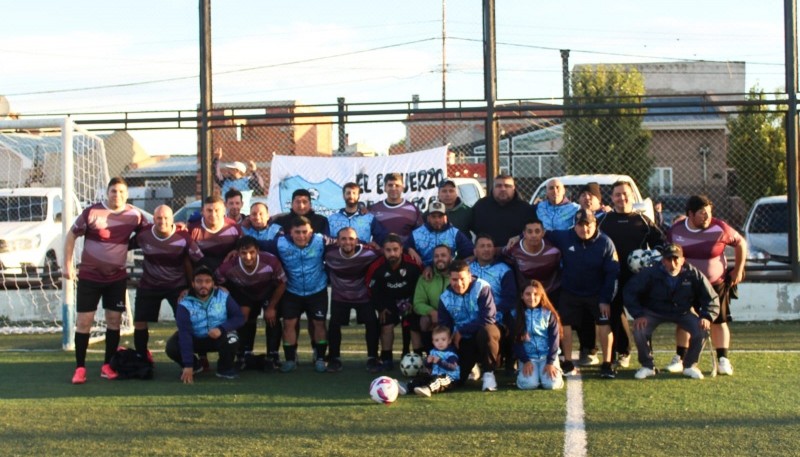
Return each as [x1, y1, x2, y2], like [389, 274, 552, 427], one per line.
[396, 380, 408, 395]
[665, 354, 683, 373]
[683, 366, 704, 379]
[634, 367, 657, 379]
[718, 357, 734, 376]
[467, 363, 481, 381]
[616, 354, 631, 368]
[482, 372, 498, 391]
[414, 386, 431, 397]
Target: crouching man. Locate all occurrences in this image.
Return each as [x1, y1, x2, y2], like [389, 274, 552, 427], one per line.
[624, 244, 719, 380]
[166, 267, 245, 383]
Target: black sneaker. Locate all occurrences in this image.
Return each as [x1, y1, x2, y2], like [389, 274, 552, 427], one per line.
[366, 357, 382, 373]
[562, 360, 579, 377]
[600, 362, 616, 379]
[327, 358, 343, 373]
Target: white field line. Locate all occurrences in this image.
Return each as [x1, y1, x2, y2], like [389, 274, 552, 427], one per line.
[564, 374, 587, 457]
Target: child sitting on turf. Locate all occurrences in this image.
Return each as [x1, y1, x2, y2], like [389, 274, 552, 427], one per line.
[513, 280, 564, 390]
[410, 326, 460, 397]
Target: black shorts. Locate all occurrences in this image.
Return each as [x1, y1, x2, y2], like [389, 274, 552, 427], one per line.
[558, 290, 610, 327]
[712, 282, 733, 324]
[281, 289, 328, 321]
[133, 286, 183, 322]
[330, 300, 376, 326]
[76, 278, 128, 313]
[405, 313, 421, 331]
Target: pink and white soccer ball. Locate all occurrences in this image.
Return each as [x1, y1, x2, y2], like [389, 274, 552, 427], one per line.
[369, 376, 399, 404]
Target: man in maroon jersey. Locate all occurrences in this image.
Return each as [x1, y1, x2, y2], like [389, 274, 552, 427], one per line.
[503, 219, 562, 295]
[187, 196, 243, 272]
[666, 195, 747, 376]
[216, 236, 287, 371]
[369, 173, 423, 244]
[131, 205, 200, 362]
[64, 177, 148, 384]
[325, 227, 382, 372]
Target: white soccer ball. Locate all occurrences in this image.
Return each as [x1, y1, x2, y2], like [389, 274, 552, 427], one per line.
[627, 249, 662, 274]
[369, 376, 399, 404]
[399, 353, 424, 377]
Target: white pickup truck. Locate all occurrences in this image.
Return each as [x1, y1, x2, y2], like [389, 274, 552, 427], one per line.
[529, 174, 655, 222]
[0, 187, 81, 285]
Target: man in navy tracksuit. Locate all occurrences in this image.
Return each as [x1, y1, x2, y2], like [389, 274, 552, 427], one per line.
[547, 209, 620, 379]
[624, 243, 719, 380]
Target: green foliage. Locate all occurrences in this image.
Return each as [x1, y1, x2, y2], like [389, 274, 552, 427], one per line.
[562, 65, 653, 196]
[727, 86, 787, 207]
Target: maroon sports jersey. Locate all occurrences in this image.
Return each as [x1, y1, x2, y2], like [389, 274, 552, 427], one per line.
[187, 217, 243, 271]
[503, 239, 562, 293]
[133, 226, 201, 290]
[369, 200, 422, 242]
[325, 245, 381, 303]
[215, 252, 286, 305]
[667, 218, 742, 285]
[71, 202, 146, 282]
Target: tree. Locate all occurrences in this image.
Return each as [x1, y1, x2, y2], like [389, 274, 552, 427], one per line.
[561, 65, 653, 195]
[727, 86, 786, 207]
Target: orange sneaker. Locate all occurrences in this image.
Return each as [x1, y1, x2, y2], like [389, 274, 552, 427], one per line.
[100, 363, 119, 380]
[72, 367, 87, 384]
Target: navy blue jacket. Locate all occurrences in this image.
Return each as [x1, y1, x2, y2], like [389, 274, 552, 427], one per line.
[624, 262, 720, 321]
[546, 228, 619, 304]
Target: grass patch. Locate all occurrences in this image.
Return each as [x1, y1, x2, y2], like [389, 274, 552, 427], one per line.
[0, 321, 798, 455]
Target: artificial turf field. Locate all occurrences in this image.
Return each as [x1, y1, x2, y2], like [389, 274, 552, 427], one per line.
[1, 321, 798, 456]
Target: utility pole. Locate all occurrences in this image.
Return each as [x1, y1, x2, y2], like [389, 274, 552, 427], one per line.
[199, 0, 213, 199]
[482, 0, 498, 189]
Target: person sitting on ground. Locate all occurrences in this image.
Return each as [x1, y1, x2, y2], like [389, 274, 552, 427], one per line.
[410, 326, 461, 397]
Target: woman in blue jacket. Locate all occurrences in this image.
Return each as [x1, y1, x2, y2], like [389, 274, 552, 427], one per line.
[513, 280, 564, 390]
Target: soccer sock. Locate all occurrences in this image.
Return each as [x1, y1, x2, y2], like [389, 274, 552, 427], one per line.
[134, 328, 149, 355]
[315, 341, 328, 361]
[75, 332, 90, 368]
[716, 348, 728, 359]
[676, 346, 688, 358]
[421, 331, 433, 353]
[240, 319, 257, 354]
[105, 329, 120, 364]
[380, 350, 393, 362]
[413, 348, 424, 356]
[283, 344, 297, 363]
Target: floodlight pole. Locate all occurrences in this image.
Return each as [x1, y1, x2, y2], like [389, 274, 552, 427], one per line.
[199, 0, 214, 199]
[785, 0, 799, 282]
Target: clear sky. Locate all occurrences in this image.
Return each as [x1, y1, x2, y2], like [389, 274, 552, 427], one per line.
[0, 0, 790, 155]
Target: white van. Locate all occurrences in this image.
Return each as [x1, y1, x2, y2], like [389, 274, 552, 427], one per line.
[530, 174, 655, 222]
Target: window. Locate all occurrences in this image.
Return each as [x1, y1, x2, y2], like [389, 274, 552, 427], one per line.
[649, 167, 673, 195]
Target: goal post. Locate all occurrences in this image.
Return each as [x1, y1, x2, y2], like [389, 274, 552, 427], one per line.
[0, 117, 132, 350]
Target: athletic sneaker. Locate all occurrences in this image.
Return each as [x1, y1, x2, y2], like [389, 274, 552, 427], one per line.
[192, 357, 204, 374]
[314, 359, 327, 373]
[414, 386, 432, 397]
[562, 360, 580, 377]
[634, 367, 657, 379]
[600, 362, 616, 379]
[366, 357, 382, 373]
[577, 352, 600, 367]
[326, 358, 343, 373]
[215, 370, 239, 380]
[482, 372, 498, 392]
[381, 359, 394, 372]
[665, 354, 683, 373]
[718, 357, 734, 376]
[683, 366, 704, 379]
[280, 360, 297, 373]
[396, 381, 408, 395]
[467, 363, 481, 381]
[143, 350, 154, 365]
[72, 367, 87, 384]
[616, 354, 631, 369]
[100, 363, 119, 380]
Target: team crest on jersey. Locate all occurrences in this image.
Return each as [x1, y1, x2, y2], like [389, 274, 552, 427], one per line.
[278, 176, 341, 215]
[399, 268, 407, 277]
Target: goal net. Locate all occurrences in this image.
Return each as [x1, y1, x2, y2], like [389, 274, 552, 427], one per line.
[0, 117, 133, 349]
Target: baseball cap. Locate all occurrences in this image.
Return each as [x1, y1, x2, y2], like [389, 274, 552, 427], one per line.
[225, 161, 247, 173]
[429, 201, 447, 214]
[437, 179, 456, 189]
[661, 243, 684, 259]
[580, 182, 602, 200]
[573, 208, 597, 225]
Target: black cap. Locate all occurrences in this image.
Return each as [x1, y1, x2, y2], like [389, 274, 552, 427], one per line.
[438, 179, 456, 189]
[662, 243, 684, 259]
[574, 208, 597, 225]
